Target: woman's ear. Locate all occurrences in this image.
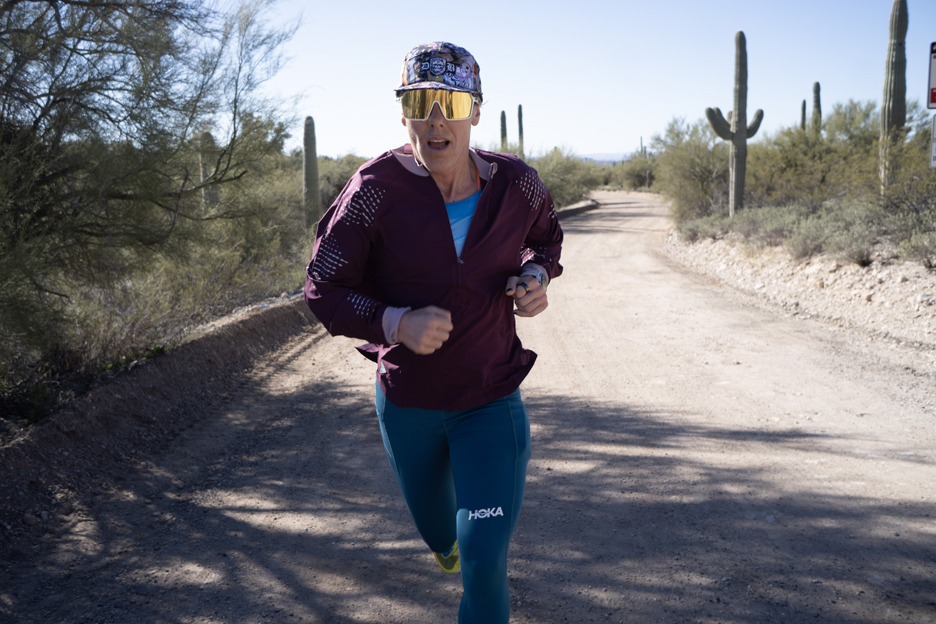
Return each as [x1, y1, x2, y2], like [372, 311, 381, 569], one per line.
[471, 103, 481, 127]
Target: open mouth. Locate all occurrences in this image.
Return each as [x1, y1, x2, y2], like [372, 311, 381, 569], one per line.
[427, 139, 450, 151]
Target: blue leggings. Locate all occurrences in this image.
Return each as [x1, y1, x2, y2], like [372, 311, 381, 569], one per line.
[375, 385, 531, 624]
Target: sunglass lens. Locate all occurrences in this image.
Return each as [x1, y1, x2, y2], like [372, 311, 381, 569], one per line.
[448, 92, 474, 119]
[402, 91, 473, 120]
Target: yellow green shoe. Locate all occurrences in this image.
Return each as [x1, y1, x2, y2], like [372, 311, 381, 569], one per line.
[433, 540, 460, 573]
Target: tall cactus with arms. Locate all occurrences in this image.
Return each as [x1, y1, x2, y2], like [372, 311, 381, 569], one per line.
[705, 31, 763, 217]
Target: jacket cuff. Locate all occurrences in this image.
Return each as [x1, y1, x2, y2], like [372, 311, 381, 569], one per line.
[382, 305, 412, 344]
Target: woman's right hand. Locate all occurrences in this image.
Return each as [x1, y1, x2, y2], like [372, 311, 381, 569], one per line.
[398, 306, 453, 354]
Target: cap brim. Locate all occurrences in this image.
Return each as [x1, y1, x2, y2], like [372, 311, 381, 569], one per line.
[394, 83, 476, 94]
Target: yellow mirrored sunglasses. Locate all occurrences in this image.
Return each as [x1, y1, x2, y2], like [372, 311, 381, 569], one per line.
[400, 89, 479, 121]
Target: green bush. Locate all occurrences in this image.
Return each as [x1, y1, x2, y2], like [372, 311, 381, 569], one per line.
[476, 140, 524, 159]
[607, 153, 657, 190]
[786, 215, 828, 260]
[677, 199, 888, 265]
[528, 147, 605, 208]
[746, 102, 879, 210]
[892, 203, 936, 268]
[728, 204, 807, 247]
[819, 202, 883, 266]
[650, 118, 728, 223]
[0, 0, 303, 414]
[316, 154, 370, 210]
[899, 231, 936, 269]
[473, 142, 608, 206]
[1, 142, 311, 419]
[879, 106, 936, 218]
[677, 214, 730, 243]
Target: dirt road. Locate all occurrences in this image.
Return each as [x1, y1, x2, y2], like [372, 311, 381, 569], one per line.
[3, 191, 935, 623]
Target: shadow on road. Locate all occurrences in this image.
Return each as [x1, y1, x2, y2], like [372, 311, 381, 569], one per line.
[7, 376, 934, 623]
[560, 201, 665, 236]
[512, 393, 936, 623]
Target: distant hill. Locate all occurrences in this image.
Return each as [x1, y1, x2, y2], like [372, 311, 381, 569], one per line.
[582, 153, 627, 164]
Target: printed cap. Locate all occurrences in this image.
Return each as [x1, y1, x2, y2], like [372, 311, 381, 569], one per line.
[396, 42, 482, 100]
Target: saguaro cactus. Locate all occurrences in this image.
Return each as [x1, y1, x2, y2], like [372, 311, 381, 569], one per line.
[811, 82, 822, 136]
[880, 0, 908, 189]
[500, 110, 507, 152]
[303, 116, 321, 229]
[800, 100, 806, 131]
[517, 104, 525, 160]
[705, 31, 764, 218]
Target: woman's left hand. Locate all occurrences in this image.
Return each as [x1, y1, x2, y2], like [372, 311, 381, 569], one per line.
[505, 275, 548, 317]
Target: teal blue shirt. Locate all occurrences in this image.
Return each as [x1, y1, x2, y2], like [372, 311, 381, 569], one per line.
[446, 188, 482, 258]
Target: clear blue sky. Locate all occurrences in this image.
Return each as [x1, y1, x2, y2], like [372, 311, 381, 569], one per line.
[261, 0, 936, 160]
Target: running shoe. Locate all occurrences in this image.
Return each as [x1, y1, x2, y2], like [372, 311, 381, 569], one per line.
[433, 540, 460, 573]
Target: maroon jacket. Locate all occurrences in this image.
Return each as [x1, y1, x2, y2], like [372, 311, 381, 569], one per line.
[304, 145, 563, 410]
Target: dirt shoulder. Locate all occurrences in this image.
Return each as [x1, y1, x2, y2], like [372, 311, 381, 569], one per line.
[661, 227, 936, 364]
[0, 298, 321, 554]
[2, 191, 934, 624]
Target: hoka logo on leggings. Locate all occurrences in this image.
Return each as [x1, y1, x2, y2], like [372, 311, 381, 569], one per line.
[468, 507, 504, 520]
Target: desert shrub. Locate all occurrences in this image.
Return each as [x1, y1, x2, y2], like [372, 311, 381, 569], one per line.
[73, 214, 300, 364]
[679, 203, 813, 249]
[824, 100, 879, 150]
[890, 204, 936, 268]
[745, 131, 838, 209]
[781, 202, 883, 264]
[899, 231, 936, 269]
[478, 140, 524, 159]
[786, 215, 828, 260]
[608, 153, 657, 190]
[2, 142, 311, 421]
[678, 214, 730, 242]
[528, 147, 605, 208]
[746, 108, 878, 210]
[824, 203, 883, 267]
[828, 227, 875, 266]
[317, 154, 370, 210]
[678, 199, 887, 266]
[730, 205, 809, 247]
[0, 0, 303, 413]
[473, 142, 606, 206]
[650, 118, 728, 223]
[879, 106, 936, 218]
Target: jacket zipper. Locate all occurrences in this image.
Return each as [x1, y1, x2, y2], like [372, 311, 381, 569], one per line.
[455, 162, 496, 310]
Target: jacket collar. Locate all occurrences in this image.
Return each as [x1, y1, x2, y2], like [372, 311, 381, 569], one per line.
[391, 144, 494, 181]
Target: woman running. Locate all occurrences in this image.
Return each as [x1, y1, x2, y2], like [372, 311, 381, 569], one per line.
[304, 41, 563, 623]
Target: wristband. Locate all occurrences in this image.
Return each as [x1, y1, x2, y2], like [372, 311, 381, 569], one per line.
[519, 266, 547, 292]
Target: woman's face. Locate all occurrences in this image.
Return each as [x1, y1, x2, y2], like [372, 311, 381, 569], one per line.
[402, 98, 480, 181]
